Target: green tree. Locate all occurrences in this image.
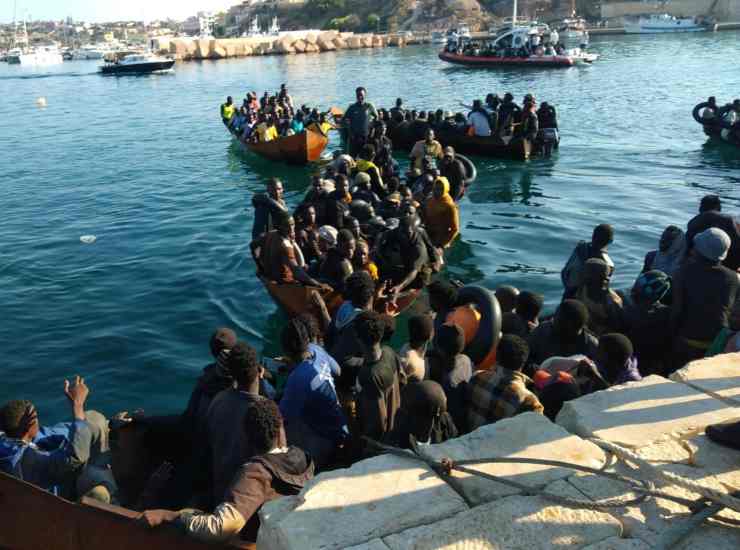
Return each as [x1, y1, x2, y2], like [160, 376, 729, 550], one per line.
[367, 13, 380, 31]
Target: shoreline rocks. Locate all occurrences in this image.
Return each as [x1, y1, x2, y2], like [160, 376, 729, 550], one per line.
[155, 31, 408, 62]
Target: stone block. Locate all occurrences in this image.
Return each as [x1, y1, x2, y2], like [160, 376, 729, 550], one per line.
[670, 353, 740, 406]
[382, 494, 622, 550]
[347, 36, 362, 49]
[257, 453, 468, 550]
[317, 36, 336, 51]
[422, 412, 606, 505]
[276, 38, 295, 54]
[195, 38, 212, 59]
[555, 375, 739, 448]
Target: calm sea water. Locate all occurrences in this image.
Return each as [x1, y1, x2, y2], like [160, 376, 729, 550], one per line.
[1, 32, 739, 420]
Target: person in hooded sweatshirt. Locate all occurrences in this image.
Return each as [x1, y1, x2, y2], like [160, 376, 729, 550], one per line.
[422, 176, 459, 250]
[140, 399, 314, 544]
[0, 376, 109, 500]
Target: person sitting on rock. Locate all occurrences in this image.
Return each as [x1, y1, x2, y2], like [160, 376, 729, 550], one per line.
[574, 258, 625, 337]
[388, 380, 458, 449]
[0, 377, 112, 501]
[467, 335, 543, 431]
[670, 227, 739, 372]
[595, 333, 641, 389]
[516, 290, 544, 337]
[140, 399, 314, 544]
[561, 224, 615, 299]
[641, 225, 685, 278]
[428, 324, 472, 432]
[527, 299, 599, 371]
[279, 319, 348, 470]
[355, 311, 402, 445]
[623, 270, 672, 376]
[399, 314, 434, 384]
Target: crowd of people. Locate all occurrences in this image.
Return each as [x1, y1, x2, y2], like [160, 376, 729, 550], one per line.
[220, 84, 334, 143]
[341, 87, 559, 161]
[3, 82, 739, 546]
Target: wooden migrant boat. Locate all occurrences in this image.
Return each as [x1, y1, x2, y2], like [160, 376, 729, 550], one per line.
[389, 123, 533, 161]
[259, 275, 422, 320]
[0, 470, 253, 550]
[228, 126, 329, 165]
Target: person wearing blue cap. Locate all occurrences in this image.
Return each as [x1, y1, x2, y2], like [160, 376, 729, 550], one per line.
[670, 227, 739, 372]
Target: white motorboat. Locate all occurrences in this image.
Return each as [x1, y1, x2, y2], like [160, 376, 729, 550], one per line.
[624, 13, 714, 34]
[99, 53, 175, 75]
[6, 44, 63, 65]
[558, 17, 589, 43]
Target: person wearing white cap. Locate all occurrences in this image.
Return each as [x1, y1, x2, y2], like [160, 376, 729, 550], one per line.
[669, 227, 739, 372]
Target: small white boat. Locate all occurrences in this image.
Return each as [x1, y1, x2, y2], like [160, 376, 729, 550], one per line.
[624, 13, 714, 34]
[558, 17, 589, 43]
[99, 53, 174, 75]
[6, 44, 63, 65]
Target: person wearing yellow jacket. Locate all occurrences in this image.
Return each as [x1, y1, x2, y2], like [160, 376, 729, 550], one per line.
[423, 177, 459, 249]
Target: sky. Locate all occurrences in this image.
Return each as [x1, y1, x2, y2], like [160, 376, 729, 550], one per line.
[2, 0, 232, 24]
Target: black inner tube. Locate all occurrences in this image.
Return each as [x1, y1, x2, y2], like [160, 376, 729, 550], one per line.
[456, 154, 477, 185]
[692, 101, 713, 125]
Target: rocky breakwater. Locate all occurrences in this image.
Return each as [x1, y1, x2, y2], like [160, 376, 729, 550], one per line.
[257, 353, 740, 550]
[151, 31, 409, 62]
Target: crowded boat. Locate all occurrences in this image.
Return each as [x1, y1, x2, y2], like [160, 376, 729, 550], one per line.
[4, 82, 740, 548]
[693, 96, 740, 147]
[338, 87, 561, 160]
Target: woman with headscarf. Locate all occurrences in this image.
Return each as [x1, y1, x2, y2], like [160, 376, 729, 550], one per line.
[642, 225, 685, 277]
[422, 177, 459, 249]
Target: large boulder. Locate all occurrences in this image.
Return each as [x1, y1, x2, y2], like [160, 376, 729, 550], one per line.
[195, 38, 212, 59]
[211, 45, 226, 59]
[293, 39, 307, 53]
[169, 39, 188, 59]
[555, 375, 739, 449]
[669, 352, 740, 406]
[257, 453, 468, 550]
[317, 36, 336, 51]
